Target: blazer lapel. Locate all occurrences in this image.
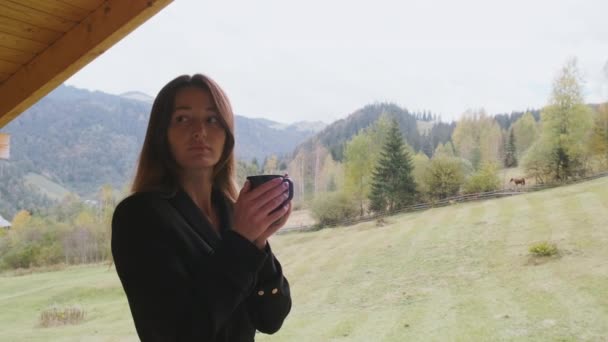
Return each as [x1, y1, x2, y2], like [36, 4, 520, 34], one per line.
[168, 189, 223, 250]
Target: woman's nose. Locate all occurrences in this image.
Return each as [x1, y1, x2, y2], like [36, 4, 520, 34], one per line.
[192, 120, 207, 138]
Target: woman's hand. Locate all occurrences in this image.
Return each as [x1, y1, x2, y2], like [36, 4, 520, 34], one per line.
[232, 177, 291, 245]
[254, 201, 292, 249]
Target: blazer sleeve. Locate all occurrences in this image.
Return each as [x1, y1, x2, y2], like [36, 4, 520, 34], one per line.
[246, 242, 292, 334]
[111, 195, 269, 341]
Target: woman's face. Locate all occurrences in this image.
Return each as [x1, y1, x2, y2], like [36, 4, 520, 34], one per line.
[167, 87, 226, 172]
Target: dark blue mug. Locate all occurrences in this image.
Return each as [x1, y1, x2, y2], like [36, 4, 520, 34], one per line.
[246, 175, 294, 212]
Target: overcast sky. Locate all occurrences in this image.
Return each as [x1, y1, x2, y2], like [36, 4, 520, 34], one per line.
[67, 0, 608, 124]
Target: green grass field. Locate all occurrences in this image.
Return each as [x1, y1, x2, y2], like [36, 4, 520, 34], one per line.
[1, 177, 607, 341]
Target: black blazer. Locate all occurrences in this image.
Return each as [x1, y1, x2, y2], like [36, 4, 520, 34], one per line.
[111, 188, 292, 341]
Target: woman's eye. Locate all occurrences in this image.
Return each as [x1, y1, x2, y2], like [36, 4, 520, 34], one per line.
[175, 115, 189, 123]
[208, 116, 219, 124]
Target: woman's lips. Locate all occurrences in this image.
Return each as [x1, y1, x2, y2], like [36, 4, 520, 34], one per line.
[188, 145, 212, 152]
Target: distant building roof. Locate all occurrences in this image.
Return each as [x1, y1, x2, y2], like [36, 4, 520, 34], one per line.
[0, 215, 10, 228]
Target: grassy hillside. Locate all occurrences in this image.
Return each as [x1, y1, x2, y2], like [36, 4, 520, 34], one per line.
[24, 173, 71, 201]
[1, 177, 607, 341]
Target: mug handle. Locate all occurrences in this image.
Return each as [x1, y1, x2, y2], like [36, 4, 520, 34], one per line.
[283, 178, 294, 201]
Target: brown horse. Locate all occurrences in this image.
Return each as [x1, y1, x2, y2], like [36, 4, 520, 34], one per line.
[510, 177, 526, 186]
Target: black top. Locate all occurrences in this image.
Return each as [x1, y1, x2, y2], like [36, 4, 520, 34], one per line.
[111, 188, 292, 341]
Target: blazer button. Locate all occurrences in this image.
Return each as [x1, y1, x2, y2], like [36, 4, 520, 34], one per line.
[257, 290, 265, 296]
[271, 288, 279, 295]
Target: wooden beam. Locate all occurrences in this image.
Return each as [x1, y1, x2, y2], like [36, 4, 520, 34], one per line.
[0, 59, 20, 74]
[0, 133, 9, 159]
[0, 0, 173, 128]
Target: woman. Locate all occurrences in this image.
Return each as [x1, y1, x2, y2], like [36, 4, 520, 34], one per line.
[112, 74, 292, 341]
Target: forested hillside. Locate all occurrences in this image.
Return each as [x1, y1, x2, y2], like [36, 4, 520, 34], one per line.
[0, 85, 322, 218]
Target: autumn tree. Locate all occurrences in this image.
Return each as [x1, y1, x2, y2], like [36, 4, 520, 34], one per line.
[344, 132, 374, 216]
[452, 110, 503, 169]
[11, 210, 32, 230]
[434, 142, 456, 158]
[527, 58, 594, 181]
[588, 62, 608, 167]
[343, 114, 393, 215]
[412, 152, 430, 199]
[511, 112, 538, 156]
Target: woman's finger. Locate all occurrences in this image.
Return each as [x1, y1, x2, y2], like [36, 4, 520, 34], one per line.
[250, 183, 289, 212]
[257, 202, 291, 242]
[233, 178, 292, 242]
[277, 202, 293, 226]
[237, 178, 279, 208]
[266, 202, 290, 226]
[238, 180, 251, 196]
[256, 190, 289, 215]
[249, 178, 287, 203]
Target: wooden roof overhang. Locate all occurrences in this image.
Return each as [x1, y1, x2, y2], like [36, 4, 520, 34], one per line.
[0, 0, 173, 128]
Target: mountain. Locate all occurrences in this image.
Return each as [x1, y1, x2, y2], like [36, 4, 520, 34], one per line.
[235, 117, 325, 163]
[288, 121, 328, 132]
[294, 103, 425, 161]
[0, 85, 322, 218]
[284, 103, 457, 201]
[119, 91, 154, 104]
[251, 118, 326, 132]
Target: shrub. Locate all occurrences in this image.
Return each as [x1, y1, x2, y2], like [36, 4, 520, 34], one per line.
[522, 141, 556, 184]
[311, 192, 358, 227]
[412, 152, 430, 200]
[529, 241, 558, 257]
[2, 245, 37, 269]
[36, 244, 64, 266]
[462, 162, 501, 194]
[423, 157, 466, 199]
[39, 305, 86, 327]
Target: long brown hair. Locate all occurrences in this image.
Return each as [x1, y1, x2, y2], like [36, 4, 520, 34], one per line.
[131, 74, 238, 202]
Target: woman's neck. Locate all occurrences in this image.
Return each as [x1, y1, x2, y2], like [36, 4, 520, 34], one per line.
[179, 169, 214, 216]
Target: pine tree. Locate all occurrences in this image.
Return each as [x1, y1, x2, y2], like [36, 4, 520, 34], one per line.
[368, 120, 417, 213]
[504, 128, 518, 167]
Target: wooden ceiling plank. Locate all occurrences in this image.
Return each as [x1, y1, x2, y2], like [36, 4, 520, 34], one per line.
[0, 58, 20, 73]
[0, 31, 48, 53]
[0, 46, 35, 64]
[0, 1, 77, 32]
[0, 0, 173, 127]
[15, 0, 93, 22]
[57, 0, 103, 12]
[0, 16, 63, 43]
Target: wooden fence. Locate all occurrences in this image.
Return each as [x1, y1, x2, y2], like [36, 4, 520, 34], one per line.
[279, 171, 608, 234]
